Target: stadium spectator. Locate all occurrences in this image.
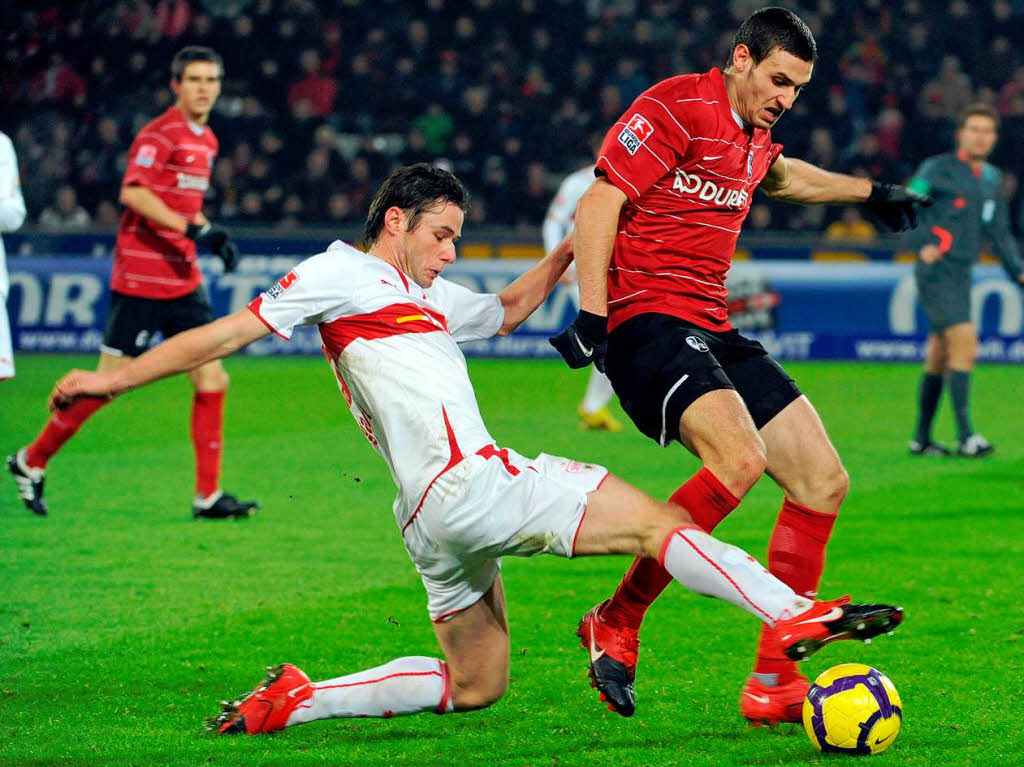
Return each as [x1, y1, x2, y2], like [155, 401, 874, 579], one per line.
[287, 50, 337, 118]
[38, 185, 92, 230]
[825, 207, 878, 243]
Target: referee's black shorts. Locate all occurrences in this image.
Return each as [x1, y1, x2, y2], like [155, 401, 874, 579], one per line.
[604, 313, 802, 446]
[101, 287, 215, 357]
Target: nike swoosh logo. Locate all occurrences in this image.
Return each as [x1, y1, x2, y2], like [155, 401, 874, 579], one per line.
[574, 334, 593, 358]
[702, 155, 723, 161]
[589, 622, 606, 664]
[744, 692, 770, 704]
[287, 683, 311, 698]
[793, 606, 845, 625]
[874, 734, 894, 746]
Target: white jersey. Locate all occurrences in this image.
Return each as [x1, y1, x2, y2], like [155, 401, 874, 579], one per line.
[542, 165, 594, 254]
[0, 131, 26, 379]
[248, 240, 505, 527]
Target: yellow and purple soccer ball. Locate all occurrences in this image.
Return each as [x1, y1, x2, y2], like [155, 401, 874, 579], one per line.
[802, 664, 903, 755]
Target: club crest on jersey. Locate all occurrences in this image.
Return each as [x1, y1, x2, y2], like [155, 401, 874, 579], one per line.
[134, 144, 157, 167]
[686, 335, 710, 352]
[266, 270, 299, 300]
[617, 113, 654, 156]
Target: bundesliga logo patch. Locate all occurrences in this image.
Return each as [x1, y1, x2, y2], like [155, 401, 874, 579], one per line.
[134, 144, 157, 167]
[617, 113, 654, 156]
[266, 270, 299, 300]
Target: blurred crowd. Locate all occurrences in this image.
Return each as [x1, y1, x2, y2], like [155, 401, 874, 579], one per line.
[3, 0, 1024, 237]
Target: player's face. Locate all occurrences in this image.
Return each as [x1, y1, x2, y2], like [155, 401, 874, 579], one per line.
[171, 61, 222, 123]
[957, 115, 998, 161]
[401, 201, 464, 287]
[733, 46, 813, 130]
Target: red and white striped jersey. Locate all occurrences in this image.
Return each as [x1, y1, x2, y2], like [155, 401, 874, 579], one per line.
[112, 106, 217, 299]
[596, 67, 783, 332]
[248, 240, 505, 523]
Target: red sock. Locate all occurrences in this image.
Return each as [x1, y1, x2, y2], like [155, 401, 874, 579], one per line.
[191, 391, 224, 497]
[754, 498, 838, 683]
[25, 398, 108, 468]
[601, 468, 740, 629]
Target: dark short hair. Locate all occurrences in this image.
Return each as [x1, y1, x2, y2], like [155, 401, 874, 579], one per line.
[730, 7, 817, 66]
[363, 163, 470, 246]
[171, 46, 223, 81]
[957, 102, 1000, 130]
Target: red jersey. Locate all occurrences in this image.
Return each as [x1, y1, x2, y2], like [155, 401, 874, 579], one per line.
[112, 106, 217, 299]
[596, 68, 783, 332]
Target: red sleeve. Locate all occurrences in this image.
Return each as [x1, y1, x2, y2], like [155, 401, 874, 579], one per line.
[595, 86, 690, 203]
[121, 130, 173, 188]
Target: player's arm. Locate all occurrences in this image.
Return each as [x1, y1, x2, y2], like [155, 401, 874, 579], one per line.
[0, 137, 26, 231]
[497, 233, 574, 335]
[574, 177, 627, 314]
[49, 309, 270, 410]
[986, 184, 1024, 285]
[762, 155, 930, 232]
[760, 155, 871, 204]
[119, 184, 194, 232]
[120, 184, 240, 271]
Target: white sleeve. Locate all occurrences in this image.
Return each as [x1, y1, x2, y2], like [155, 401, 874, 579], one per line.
[248, 250, 358, 339]
[426, 275, 504, 342]
[0, 134, 26, 233]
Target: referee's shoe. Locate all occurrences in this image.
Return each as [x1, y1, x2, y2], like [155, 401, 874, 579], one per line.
[193, 489, 259, 519]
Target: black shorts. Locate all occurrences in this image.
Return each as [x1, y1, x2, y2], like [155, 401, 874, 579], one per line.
[605, 313, 802, 446]
[101, 288, 214, 357]
[914, 261, 971, 332]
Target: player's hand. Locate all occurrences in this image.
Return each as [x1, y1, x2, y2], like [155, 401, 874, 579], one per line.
[861, 182, 932, 232]
[549, 310, 608, 372]
[186, 222, 240, 272]
[919, 244, 942, 264]
[48, 370, 115, 412]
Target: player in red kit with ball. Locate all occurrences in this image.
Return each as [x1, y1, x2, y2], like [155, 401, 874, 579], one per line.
[7, 47, 257, 520]
[550, 8, 927, 724]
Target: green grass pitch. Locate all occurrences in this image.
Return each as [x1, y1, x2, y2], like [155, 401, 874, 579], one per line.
[1, 355, 1022, 766]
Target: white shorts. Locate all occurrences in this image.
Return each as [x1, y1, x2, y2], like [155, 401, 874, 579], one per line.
[400, 448, 609, 622]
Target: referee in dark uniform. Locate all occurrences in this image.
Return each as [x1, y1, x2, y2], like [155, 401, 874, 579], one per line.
[906, 103, 1024, 457]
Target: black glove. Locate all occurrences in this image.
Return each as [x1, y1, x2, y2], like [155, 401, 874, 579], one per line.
[861, 182, 932, 232]
[186, 221, 240, 272]
[549, 310, 608, 372]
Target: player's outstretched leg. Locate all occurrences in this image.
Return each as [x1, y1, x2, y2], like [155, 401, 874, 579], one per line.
[209, 658, 453, 734]
[573, 475, 903, 718]
[210, 578, 509, 734]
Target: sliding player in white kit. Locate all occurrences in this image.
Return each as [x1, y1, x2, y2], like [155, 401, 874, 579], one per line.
[49, 165, 902, 734]
[544, 155, 622, 431]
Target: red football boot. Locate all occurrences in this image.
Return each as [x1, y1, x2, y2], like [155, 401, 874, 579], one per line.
[740, 674, 810, 726]
[576, 600, 640, 717]
[208, 664, 314, 734]
[776, 596, 904, 661]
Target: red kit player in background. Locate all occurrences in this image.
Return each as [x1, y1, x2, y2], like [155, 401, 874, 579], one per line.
[7, 46, 257, 520]
[550, 8, 928, 724]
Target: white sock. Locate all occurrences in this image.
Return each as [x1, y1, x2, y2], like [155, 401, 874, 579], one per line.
[580, 369, 615, 414]
[285, 656, 453, 725]
[660, 526, 812, 625]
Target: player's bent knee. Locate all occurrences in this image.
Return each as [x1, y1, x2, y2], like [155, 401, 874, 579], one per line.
[451, 674, 509, 711]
